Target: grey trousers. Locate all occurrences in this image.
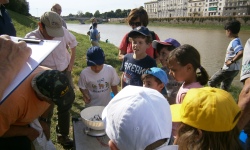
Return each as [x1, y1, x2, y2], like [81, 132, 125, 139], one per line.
[208, 69, 239, 91]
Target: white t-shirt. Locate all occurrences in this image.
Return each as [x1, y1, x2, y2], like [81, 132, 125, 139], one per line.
[78, 64, 120, 107]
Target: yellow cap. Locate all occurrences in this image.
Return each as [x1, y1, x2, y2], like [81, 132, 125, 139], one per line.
[170, 87, 241, 132]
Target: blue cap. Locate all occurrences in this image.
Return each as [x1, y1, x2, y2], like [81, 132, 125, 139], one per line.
[87, 46, 105, 66]
[144, 67, 168, 94]
[128, 26, 150, 37]
[152, 38, 181, 49]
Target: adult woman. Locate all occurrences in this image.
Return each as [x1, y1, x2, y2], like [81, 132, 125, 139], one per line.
[118, 7, 160, 61]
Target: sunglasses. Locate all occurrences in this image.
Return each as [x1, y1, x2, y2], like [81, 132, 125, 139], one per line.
[129, 22, 141, 27]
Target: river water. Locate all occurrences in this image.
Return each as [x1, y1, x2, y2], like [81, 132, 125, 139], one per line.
[68, 23, 250, 88]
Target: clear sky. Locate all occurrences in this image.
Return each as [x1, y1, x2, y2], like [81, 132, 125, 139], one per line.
[27, 0, 151, 17]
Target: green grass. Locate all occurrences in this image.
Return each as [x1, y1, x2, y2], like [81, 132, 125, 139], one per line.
[9, 10, 242, 149]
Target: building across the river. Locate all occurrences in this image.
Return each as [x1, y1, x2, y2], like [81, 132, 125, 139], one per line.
[144, 0, 250, 17]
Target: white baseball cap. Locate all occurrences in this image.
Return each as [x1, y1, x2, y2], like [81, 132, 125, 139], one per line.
[102, 85, 173, 150]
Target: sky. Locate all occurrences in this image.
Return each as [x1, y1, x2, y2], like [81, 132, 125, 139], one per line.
[27, 0, 151, 17]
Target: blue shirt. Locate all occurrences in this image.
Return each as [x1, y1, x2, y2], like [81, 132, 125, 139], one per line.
[90, 28, 99, 42]
[0, 5, 16, 36]
[121, 53, 157, 87]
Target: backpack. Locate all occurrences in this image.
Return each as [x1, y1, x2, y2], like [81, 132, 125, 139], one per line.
[126, 31, 157, 58]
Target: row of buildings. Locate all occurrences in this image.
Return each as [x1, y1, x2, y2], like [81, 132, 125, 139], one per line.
[144, 0, 250, 18]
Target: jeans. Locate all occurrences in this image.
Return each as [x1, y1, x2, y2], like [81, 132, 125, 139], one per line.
[0, 136, 31, 150]
[208, 69, 239, 91]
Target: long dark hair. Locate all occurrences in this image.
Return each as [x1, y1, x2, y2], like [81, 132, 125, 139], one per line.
[167, 44, 209, 85]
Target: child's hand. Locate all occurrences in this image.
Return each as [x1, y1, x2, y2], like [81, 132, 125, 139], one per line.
[84, 97, 91, 104]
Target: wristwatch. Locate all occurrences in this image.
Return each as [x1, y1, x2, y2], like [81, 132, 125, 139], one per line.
[39, 117, 51, 124]
[231, 60, 234, 63]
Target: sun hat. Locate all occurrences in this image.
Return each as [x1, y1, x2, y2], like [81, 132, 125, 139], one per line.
[31, 70, 75, 106]
[87, 46, 105, 66]
[40, 11, 64, 37]
[144, 67, 168, 94]
[152, 38, 181, 49]
[102, 85, 172, 150]
[128, 26, 150, 37]
[170, 87, 241, 132]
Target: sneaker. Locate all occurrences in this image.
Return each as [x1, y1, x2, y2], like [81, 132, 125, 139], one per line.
[57, 135, 74, 149]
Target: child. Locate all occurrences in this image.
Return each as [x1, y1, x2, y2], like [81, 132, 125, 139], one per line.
[90, 23, 100, 46]
[120, 26, 157, 88]
[141, 67, 168, 94]
[208, 20, 243, 91]
[167, 44, 209, 104]
[118, 7, 160, 61]
[171, 87, 242, 150]
[152, 38, 182, 104]
[78, 46, 120, 107]
[102, 86, 178, 150]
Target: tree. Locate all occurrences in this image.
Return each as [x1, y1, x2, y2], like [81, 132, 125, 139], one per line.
[85, 12, 93, 18]
[5, 0, 30, 16]
[94, 10, 101, 18]
[77, 11, 84, 17]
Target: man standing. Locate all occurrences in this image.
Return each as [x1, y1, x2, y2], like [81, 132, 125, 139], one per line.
[51, 3, 67, 29]
[0, 0, 16, 36]
[25, 11, 77, 148]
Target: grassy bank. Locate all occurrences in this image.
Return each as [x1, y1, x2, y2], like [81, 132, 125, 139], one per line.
[9, 10, 242, 149]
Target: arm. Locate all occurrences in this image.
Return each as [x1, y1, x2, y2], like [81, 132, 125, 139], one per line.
[111, 86, 118, 96]
[118, 50, 126, 61]
[2, 125, 39, 141]
[225, 50, 243, 66]
[79, 88, 91, 104]
[179, 93, 186, 104]
[0, 35, 32, 99]
[67, 46, 76, 71]
[238, 77, 250, 129]
[121, 73, 124, 89]
[118, 34, 129, 61]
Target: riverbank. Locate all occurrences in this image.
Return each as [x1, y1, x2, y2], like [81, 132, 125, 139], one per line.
[9, 10, 242, 149]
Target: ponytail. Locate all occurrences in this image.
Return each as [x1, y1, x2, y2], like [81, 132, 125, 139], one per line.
[197, 66, 209, 85]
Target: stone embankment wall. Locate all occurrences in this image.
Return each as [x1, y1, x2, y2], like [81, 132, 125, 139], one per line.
[149, 16, 250, 26]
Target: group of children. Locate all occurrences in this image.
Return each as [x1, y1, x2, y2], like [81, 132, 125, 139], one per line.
[78, 25, 208, 108]
[78, 19, 245, 149]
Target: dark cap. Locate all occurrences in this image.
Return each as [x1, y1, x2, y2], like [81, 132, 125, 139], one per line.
[128, 26, 150, 37]
[152, 38, 181, 49]
[87, 46, 105, 66]
[31, 70, 75, 106]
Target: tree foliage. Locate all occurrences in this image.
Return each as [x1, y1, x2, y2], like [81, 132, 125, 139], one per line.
[5, 0, 30, 16]
[94, 10, 101, 17]
[67, 8, 133, 18]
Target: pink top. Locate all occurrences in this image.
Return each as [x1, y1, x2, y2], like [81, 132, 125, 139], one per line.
[176, 82, 202, 104]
